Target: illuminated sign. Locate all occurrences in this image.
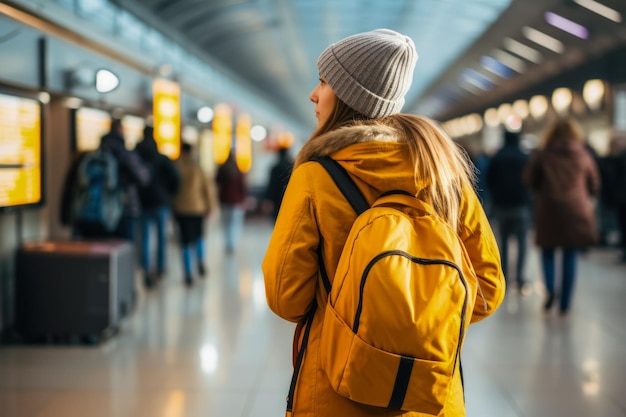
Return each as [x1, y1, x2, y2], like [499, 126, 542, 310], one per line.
[0, 93, 42, 208]
[75, 107, 111, 151]
[212, 104, 232, 165]
[235, 113, 252, 173]
[153, 78, 181, 159]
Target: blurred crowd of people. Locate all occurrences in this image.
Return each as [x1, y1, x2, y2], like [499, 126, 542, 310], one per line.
[60, 119, 251, 289]
[474, 116, 626, 315]
[59, 113, 626, 317]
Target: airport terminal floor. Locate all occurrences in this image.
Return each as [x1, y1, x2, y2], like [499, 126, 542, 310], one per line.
[1, 217, 626, 417]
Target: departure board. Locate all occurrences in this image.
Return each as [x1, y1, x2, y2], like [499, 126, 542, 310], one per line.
[0, 93, 42, 208]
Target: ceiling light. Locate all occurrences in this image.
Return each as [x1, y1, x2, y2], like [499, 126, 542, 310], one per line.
[250, 125, 267, 142]
[573, 0, 621, 23]
[460, 68, 493, 90]
[492, 49, 526, 73]
[38, 92, 50, 104]
[442, 120, 461, 138]
[497, 103, 513, 123]
[503, 38, 542, 63]
[459, 84, 482, 95]
[545, 12, 589, 39]
[583, 79, 605, 111]
[505, 114, 523, 132]
[481, 56, 515, 78]
[513, 99, 530, 119]
[523, 26, 564, 53]
[529, 95, 549, 119]
[95, 69, 119, 93]
[484, 108, 500, 127]
[552, 88, 573, 114]
[196, 106, 214, 123]
[466, 114, 483, 135]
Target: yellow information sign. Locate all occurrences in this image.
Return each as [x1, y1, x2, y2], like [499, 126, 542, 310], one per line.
[0, 93, 41, 208]
[153, 78, 181, 159]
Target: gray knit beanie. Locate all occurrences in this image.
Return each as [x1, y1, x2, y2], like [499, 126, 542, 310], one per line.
[317, 28, 418, 119]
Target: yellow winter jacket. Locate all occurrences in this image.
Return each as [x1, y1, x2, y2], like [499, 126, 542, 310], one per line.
[263, 124, 505, 417]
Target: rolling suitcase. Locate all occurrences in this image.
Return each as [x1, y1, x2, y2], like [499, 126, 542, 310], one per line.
[15, 240, 135, 343]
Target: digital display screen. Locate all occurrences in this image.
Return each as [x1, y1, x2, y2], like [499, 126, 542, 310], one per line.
[75, 107, 111, 152]
[75, 109, 144, 151]
[0, 93, 42, 208]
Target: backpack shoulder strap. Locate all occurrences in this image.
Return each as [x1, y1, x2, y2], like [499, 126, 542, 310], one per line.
[315, 156, 370, 294]
[316, 156, 369, 215]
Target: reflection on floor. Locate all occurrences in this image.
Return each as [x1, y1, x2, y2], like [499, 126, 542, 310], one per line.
[1, 218, 625, 417]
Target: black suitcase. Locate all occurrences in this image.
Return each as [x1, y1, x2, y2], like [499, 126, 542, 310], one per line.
[15, 240, 135, 342]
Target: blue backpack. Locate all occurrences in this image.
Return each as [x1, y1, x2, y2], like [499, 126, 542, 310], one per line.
[72, 149, 124, 231]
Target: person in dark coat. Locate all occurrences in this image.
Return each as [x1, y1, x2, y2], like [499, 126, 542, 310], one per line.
[136, 126, 181, 287]
[60, 150, 89, 235]
[486, 130, 531, 295]
[524, 117, 601, 315]
[264, 146, 294, 222]
[73, 119, 150, 241]
[215, 152, 247, 254]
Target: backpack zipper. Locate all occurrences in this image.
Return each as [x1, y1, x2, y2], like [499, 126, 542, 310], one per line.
[353, 250, 469, 379]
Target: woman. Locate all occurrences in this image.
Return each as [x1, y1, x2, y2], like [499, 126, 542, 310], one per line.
[173, 143, 213, 286]
[262, 29, 505, 416]
[524, 117, 600, 315]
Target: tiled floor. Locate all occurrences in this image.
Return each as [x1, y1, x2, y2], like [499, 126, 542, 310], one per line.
[1, 218, 625, 417]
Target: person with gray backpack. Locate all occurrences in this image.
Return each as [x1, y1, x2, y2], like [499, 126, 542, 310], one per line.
[71, 119, 149, 241]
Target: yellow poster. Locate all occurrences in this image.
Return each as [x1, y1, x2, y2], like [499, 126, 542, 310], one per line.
[153, 78, 181, 159]
[0, 93, 41, 207]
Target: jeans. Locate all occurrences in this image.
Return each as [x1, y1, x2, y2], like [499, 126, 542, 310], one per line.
[541, 248, 578, 311]
[141, 206, 169, 275]
[220, 204, 245, 252]
[493, 206, 529, 285]
[182, 238, 205, 278]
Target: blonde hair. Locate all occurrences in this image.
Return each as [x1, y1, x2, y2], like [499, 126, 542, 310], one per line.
[384, 114, 476, 229]
[307, 92, 475, 229]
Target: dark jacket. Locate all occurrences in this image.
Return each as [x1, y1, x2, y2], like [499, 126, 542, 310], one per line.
[486, 135, 530, 208]
[265, 150, 294, 219]
[99, 131, 150, 218]
[136, 137, 181, 210]
[216, 156, 247, 205]
[60, 150, 88, 226]
[524, 140, 600, 248]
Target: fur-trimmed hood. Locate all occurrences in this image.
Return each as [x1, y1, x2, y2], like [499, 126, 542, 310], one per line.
[294, 122, 420, 198]
[295, 123, 404, 168]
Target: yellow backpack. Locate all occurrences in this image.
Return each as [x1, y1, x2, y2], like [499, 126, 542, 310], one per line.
[316, 157, 478, 414]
